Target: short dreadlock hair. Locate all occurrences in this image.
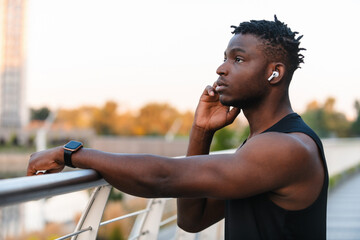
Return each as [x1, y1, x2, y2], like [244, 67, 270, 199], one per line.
[231, 15, 305, 74]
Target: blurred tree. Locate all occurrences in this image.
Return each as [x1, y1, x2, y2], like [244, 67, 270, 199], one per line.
[92, 101, 120, 135]
[178, 110, 194, 136]
[211, 127, 238, 151]
[56, 106, 97, 129]
[75, 106, 97, 128]
[350, 100, 360, 136]
[210, 120, 247, 151]
[30, 107, 50, 120]
[301, 100, 328, 137]
[136, 103, 180, 136]
[46, 101, 194, 137]
[117, 111, 137, 136]
[238, 125, 250, 143]
[109, 227, 124, 240]
[302, 97, 350, 138]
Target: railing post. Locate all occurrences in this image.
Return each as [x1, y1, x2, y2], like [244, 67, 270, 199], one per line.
[128, 198, 166, 240]
[71, 185, 111, 240]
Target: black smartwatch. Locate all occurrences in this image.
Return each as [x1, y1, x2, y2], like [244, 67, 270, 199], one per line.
[63, 140, 83, 168]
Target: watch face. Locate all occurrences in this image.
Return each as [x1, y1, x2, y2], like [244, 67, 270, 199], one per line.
[64, 141, 83, 151]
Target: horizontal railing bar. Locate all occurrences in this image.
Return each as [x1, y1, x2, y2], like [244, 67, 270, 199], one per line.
[0, 150, 236, 208]
[0, 169, 107, 207]
[159, 214, 177, 227]
[55, 226, 92, 240]
[100, 208, 150, 226]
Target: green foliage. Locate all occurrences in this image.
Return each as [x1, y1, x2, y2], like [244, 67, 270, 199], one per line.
[32, 97, 360, 138]
[92, 101, 119, 135]
[109, 188, 124, 201]
[211, 127, 237, 151]
[329, 162, 360, 189]
[302, 97, 351, 138]
[109, 227, 124, 240]
[350, 100, 360, 136]
[238, 125, 250, 143]
[55, 101, 194, 136]
[31, 107, 50, 120]
[211, 125, 248, 151]
[8, 132, 19, 146]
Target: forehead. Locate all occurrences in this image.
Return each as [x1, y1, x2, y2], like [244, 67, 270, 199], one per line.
[225, 34, 264, 55]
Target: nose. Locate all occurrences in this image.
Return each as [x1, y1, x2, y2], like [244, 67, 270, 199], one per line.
[216, 62, 228, 76]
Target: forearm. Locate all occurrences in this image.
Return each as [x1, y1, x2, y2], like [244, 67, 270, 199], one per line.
[186, 125, 214, 155]
[177, 125, 223, 232]
[72, 148, 177, 198]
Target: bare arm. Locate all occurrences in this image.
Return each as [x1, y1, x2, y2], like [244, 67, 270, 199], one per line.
[27, 130, 324, 231]
[177, 84, 240, 232]
[26, 85, 323, 233]
[176, 125, 224, 232]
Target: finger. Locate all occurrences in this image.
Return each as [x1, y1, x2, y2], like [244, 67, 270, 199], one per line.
[27, 165, 37, 176]
[205, 85, 215, 96]
[46, 168, 64, 174]
[227, 107, 241, 124]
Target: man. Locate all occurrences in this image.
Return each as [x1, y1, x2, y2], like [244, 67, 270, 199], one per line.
[27, 16, 328, 239]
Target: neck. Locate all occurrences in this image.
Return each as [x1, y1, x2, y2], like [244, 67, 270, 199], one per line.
[242, 91, 293, 139]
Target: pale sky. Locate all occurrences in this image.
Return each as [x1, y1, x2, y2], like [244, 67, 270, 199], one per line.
[26, 0, 360, 118]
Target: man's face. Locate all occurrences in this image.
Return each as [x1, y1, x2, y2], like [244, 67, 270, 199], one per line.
[215, 33, 270, 109]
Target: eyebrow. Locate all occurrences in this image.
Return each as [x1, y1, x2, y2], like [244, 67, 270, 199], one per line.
[224, 47, 246, 56]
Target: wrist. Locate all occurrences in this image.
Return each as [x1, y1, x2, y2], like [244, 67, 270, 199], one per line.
[63, 140, 84, 168]
[54, 146, 65, 165]
[191, 124, 215, 139]
[189, 124, 215, 147]
[187, 125, 214, 156]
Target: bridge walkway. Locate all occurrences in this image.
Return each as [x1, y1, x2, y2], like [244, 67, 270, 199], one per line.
[327, 171, 360, 240]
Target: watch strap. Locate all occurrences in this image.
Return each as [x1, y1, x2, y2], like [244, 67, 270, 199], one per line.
[64, 149, 76, 168]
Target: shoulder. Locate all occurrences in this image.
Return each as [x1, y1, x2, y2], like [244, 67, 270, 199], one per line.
[233, 131, 325, 209]
[235, 131, 321, 186]
[238, 131, 316, 160]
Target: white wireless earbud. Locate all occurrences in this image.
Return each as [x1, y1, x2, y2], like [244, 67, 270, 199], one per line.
[268, 71, 279, 81]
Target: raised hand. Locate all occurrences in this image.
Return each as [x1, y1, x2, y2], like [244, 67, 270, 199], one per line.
[193, 83, 240, 133]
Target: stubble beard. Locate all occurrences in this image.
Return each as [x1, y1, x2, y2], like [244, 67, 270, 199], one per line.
[219, 90, 267, 110]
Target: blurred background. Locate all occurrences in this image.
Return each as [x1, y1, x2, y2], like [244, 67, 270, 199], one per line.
[0, 0, 360, 239]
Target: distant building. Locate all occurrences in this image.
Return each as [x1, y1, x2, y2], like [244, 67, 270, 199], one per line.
[0, 0, 28, 129]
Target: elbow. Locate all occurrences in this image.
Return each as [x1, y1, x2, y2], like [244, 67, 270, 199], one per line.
[177, 220, 201, 233]
[177, 218, 205, 233]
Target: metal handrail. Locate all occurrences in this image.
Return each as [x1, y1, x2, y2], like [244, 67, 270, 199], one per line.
[1, 140, 360, 240]
[0, 169, 107, 207]
[0, 149, 236, 208]
[0, 152, 235, 240]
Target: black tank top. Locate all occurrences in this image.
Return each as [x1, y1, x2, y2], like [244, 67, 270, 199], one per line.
[225, 113, 328, 240]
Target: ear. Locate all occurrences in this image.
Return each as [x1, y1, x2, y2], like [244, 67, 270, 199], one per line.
[267, 63, 286, 85]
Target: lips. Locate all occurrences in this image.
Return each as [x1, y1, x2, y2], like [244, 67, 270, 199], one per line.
[216, 78, 227, 92]
[215, 85, 226, 92]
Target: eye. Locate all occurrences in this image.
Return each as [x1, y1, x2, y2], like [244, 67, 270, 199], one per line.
[235, 56, 243, 63]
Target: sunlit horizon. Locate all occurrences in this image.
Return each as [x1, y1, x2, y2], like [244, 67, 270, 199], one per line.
[26, 0, 360, 119]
